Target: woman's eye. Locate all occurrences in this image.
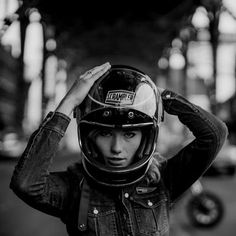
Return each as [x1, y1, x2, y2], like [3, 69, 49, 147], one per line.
[124, 132, 136, 138]
[99, 130, 112, 137]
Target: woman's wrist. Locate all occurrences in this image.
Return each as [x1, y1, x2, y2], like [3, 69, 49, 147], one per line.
[55, 96, 77, 117]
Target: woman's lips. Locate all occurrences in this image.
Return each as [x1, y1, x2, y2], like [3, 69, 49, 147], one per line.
[107, 157, 126, 167]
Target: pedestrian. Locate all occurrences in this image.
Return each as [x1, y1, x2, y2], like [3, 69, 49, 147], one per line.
[10, 62, 228, 236]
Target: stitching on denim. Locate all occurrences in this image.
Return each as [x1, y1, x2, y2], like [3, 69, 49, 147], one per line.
[54, 111, 71, 122]
[42, 112, 70, 136]
[165, 93, 225, 157]
[43, 126, 65, 137]
[16, 125, 47, 170]
[180, 96, 226, 157]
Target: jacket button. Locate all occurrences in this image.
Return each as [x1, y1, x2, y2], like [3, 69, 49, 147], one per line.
[148, 200, 153, 206]
[124, 193, 129, 198]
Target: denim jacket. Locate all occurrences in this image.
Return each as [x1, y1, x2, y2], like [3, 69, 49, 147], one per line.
[10, 90, 228, 236]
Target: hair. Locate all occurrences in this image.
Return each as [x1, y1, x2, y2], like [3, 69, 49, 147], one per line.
[145, 151, 166, 185]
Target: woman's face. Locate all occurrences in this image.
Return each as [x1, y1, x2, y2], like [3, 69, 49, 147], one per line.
[95, 128, 142, 168]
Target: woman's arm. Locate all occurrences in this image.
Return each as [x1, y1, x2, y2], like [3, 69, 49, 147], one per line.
[10, 62, 111, 216]
[10, 112, 73, 217]
[160, 90, 228, 202]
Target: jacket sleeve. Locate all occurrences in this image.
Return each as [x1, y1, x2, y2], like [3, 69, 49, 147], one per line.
[10, 111, 74, 217]
[160, 90, 228, 203]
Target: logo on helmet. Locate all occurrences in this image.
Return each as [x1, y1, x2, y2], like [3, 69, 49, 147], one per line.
[105, 90, 135, 105]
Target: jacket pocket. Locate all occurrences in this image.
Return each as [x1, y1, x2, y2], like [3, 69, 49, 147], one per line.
[130, 194, 169, 236]
[87, 203, 119, 236]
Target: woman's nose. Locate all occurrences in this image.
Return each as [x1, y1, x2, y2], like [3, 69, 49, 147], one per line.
[110, 134, 123, 154]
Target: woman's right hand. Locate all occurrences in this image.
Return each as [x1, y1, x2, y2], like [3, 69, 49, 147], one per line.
[56, 62, 111, 116]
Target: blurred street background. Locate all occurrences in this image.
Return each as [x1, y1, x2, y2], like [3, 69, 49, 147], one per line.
[1, 0, 236, 235]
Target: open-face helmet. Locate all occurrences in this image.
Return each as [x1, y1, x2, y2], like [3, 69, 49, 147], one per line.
[74, 65, 163, 187]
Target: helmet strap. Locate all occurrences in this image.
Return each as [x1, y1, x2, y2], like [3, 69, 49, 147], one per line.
[78, 178, 90, 231]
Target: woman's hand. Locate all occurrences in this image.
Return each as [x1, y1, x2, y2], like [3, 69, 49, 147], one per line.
[56, 62, 111, 116]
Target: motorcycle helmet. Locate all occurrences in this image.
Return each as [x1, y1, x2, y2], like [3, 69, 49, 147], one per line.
[74, 65, 163, 187]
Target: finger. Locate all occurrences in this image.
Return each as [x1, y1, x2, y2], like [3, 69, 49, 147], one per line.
[71, 63, 110, 105]
[89, 62, 111, 80]
[90, 62, 110, 75]
[81, 62, 110, 79]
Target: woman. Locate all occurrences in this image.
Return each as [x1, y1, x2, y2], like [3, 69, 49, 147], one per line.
[10, 62, 228, 236]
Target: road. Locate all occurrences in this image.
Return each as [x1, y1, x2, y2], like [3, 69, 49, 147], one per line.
[0, 152, 236, 236]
